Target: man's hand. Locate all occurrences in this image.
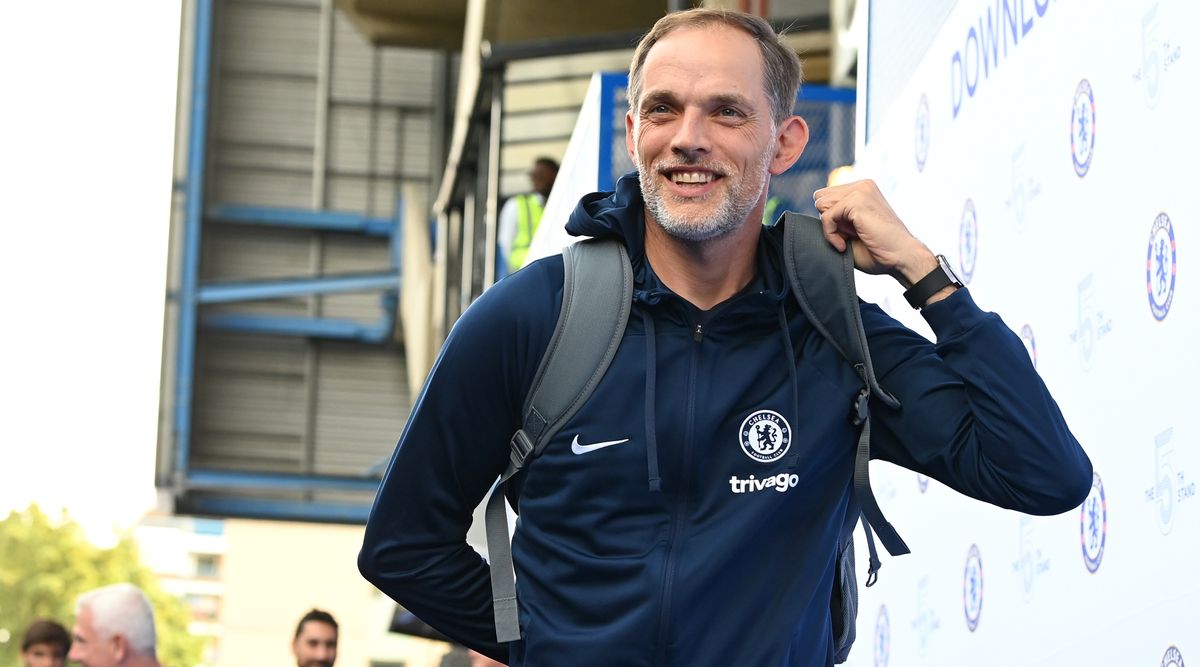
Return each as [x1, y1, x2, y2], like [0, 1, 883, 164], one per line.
[812, 179, 939, 290]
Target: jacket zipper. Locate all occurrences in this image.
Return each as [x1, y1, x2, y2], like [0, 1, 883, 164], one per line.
[655, 323, 703, 664]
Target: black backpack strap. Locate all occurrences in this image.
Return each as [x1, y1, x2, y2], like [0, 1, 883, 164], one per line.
[780, 212, 910, 560]
[484, 238, 633, 642]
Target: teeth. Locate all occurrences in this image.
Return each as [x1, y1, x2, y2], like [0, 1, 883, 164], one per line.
[671, 171, 714, 184]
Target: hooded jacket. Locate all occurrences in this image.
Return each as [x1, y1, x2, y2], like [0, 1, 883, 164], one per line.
[359, 174, 1092, 666]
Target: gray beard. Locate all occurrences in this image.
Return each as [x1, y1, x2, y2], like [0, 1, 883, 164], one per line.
[636, 154, 771, 243]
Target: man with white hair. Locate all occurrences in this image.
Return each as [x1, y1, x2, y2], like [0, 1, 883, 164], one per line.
[68, 583, 161, 667]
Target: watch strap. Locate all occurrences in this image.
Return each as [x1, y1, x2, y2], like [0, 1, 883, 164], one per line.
[903, 258, 958, 309]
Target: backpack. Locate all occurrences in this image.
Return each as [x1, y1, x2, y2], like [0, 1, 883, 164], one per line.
[483, 212, 911, 662]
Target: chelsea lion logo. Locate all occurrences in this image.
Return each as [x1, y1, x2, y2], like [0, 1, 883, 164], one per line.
[915, 93, 930, 173]
[959, 199, 978, 284]
[1147, 212, 1177, 321]
[1071, 79, 1097, 178]
[1080, 472, 1107, 573]
[963, 544, 984, 632]
[739, 410, 792, 463]
[874, 605, 890, 667]
[1163, 646, 1186, 667]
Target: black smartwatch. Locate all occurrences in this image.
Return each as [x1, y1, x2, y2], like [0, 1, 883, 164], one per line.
[903, 254, 963, 309]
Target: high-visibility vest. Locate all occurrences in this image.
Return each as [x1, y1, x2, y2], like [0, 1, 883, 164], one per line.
[762, 195, 781, 226]
[509, 193, 544, 272]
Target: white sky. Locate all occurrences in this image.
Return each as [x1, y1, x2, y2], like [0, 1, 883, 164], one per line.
[0, 1, 182, 542]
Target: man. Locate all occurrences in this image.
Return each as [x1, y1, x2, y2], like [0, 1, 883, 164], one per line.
[20, 619, 71, 667]
[498, 157, 559, 275]
[359, 9, 1091, 666]
[292, 609, 338, 667]
[68, 583, 161, 667]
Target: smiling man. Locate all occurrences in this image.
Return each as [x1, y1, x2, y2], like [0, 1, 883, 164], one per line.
[359, 9, 1090, 666]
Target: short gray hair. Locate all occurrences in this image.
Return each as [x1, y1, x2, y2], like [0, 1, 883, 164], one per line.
[76, 583, 157, 658]
[628, 8, 803, 125]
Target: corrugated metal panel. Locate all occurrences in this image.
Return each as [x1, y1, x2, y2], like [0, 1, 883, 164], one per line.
[498, 50, 632, 199]
[201, 225, 314, 281]
[211, 1, 320, 207]
[318, 234, 395, 321]
[193, 333, 309, 472]
[182, 0, 440, 520]
[312, 341, 409, 476]
[191, 332, 408, 482]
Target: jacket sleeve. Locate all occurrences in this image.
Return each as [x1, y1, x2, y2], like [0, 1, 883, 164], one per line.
[864, 288, 1093, 515]
[357, 259, 562, 662]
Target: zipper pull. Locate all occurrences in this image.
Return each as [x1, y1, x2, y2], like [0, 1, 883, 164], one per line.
[693, 324, 704, 343]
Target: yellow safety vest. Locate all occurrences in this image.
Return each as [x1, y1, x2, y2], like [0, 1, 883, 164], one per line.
[509, 194, 544, 273]
[762, 195, 781, 226]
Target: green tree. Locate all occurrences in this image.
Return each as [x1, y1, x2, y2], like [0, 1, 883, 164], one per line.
[0, 505, 205, 666]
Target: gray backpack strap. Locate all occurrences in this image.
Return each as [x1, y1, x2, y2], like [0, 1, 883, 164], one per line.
[485, 237, 633, 642]
[781, 212, 909, 561]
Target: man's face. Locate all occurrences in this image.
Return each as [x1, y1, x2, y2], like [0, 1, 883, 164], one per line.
[530, 162, 557, 198]
[293, 620, 337, 667]
[21, 642, 67, 667]
[68, 607, 117, 667]
[627, 24, 781, 242]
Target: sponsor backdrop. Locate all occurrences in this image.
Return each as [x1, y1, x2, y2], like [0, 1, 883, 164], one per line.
[850, 1, 1197, 665]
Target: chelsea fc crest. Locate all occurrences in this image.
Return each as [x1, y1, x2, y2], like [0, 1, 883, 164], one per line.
[739, 410, 792, 463]
[1147, 212, 1177, 321]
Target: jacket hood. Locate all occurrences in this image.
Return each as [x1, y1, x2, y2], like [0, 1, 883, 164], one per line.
[565, 170, 790, 305]
[566, 171, 648, 257]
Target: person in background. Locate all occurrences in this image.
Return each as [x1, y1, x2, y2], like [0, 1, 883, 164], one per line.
[292, 608, 338, 667]
[20, 619, 71, 667]
[68, 583, 161, 667]
[498, 157, 559, 276]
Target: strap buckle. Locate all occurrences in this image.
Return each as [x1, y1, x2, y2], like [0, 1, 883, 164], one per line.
[850, 387, 870, 427]
[508, 429, 535, 474]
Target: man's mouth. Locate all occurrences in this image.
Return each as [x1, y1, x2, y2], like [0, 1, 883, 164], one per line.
[668, 170, 716, 184]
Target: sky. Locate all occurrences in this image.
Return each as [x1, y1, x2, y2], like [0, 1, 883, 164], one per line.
[0, 1, 183, 543]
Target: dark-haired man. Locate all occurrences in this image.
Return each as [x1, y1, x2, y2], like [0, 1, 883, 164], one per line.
[292, 609, 338, 667]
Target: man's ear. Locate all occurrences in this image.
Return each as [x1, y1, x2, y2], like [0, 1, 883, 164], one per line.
[769, 115, 809, 176]
[111, 634, 127, 662]
[626, 111, 636, 164]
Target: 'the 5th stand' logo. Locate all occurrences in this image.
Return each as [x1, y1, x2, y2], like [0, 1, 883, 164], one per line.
[1146, 427, 1196, 535]
[1133, 4, 1185, 109]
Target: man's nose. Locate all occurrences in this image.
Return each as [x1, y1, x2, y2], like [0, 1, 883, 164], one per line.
[670, 108, 710, 161]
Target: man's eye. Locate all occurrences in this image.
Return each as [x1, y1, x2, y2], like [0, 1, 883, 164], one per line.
[719, 107, 741, 117]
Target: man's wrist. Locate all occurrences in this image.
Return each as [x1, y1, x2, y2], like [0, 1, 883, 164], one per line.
[891, 245, 938, 289]
[901, 252, 964, 308]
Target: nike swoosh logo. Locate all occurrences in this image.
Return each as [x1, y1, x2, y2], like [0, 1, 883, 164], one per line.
[571, 435, 631, 455]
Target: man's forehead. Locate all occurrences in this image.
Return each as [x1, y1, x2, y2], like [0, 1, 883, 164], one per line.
[638, 24, 766, 98]
[299, 621, 337, 639]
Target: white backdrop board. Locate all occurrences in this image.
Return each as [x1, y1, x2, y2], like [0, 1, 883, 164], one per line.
[848, 1, 1199, 665]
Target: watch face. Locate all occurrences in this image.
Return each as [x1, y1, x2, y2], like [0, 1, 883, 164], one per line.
[937, 254, 963, 286]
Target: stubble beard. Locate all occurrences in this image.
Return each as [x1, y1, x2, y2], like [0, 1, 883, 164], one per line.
[637, 149, 772, 244]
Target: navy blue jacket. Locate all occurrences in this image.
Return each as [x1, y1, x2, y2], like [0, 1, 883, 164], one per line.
[359, 174, 1092, 666]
